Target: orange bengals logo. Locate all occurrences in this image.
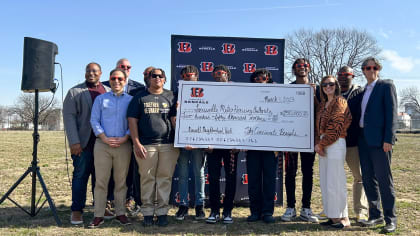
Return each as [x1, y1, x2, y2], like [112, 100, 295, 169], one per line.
[200, 62, 214, 72]
[190, 87, 204, 97]
[264, 45, 278, 55]
[222, 43, 236, 54]
[177, 42, 192, 53]
[243, 63, 256, 73]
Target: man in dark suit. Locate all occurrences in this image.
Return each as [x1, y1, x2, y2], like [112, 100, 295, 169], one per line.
[103, 58, 145, 216]
[103, 58, 145, 96]
[358, 57, 398, 233]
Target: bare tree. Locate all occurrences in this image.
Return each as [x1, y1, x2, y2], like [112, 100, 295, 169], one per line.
[12, 93, 58, 129]
[285, 28, 381, 83]
[400, 86, 420, 114]
[0, 105, 10, 129]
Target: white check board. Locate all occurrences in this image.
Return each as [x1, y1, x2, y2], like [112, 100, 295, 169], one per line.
[174, 81, 314, 152]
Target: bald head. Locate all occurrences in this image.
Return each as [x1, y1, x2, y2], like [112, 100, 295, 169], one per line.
[116, 58, 131, 78]
[338, 66, 354, 74]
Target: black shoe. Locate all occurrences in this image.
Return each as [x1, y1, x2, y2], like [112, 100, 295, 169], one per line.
[175, 205, 188, 221]
[361, 217, 384, 227]
[263, 215, 275, 224]
[206, 211, 220, 224]
[143, 215, 154, 227]
[331, 223, 345, 229]
[157, 215, 169, 227]
[382, 222, 396, 233]
[320, 219, 334, 226]
[247, 214, 261, 222]
[195, 205, 206, 220]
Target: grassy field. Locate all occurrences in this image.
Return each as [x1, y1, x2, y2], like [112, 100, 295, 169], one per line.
[0, 131, 419, 235]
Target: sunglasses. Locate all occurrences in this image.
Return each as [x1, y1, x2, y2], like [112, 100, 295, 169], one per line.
[254, 75, 268, 82]
[337, 72, 354, 77]
[110, 76, 125, 82]
[295, 63, 310, 68]
[119, 65, 132, 70]
[182, 73, 197, 79]
[151, 74, 165, 79]
[363, 66, 379, 71]
[321, 82, 336, 87]
[86, 69, 100, 73]
[212, 70, 227, 77]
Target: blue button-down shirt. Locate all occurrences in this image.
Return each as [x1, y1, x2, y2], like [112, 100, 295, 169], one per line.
[90, 91, 132, 137]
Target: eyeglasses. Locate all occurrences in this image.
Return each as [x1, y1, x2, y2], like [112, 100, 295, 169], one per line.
[119, 65, 132, 70]
[212, 70, 227, 77]
[295, 63, 310, 68]
[151, 74, 165, 79]
[86, 69, 100, 73]
[182, 73, 197, 79]
[337, 72, 354, 77]
[321, 82, 336, 87]
[363, 66, 379, 71]
[110, 76, 125, 82]
[254, 75, 268, 82]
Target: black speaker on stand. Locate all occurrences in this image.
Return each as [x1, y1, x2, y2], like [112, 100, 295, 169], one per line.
[0, 37, 61, 226]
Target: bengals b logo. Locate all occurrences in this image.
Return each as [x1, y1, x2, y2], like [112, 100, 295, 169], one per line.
[243, 63, 256, 73]
[242, 174, 248, 184]
[191, 88, 204, 97]
[222, 43, 236, 54]
[200, 62, 214, 72]
[177, 42, 192, 53]
[264, 45, 278, 55]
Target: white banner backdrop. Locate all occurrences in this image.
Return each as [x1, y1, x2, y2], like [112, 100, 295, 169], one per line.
[174, 81, 314, 152]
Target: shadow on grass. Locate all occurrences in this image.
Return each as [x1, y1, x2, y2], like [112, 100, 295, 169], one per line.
[0, 206, 371, 235]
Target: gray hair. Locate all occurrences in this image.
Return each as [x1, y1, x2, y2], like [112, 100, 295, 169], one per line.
[361, 57, 382, 71]
[116, 58, 129, 67]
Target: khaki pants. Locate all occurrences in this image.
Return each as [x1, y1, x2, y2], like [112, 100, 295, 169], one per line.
[346, 146, 368, 215]
[135, 143, 179, 216]
[93, 139, 132, 217]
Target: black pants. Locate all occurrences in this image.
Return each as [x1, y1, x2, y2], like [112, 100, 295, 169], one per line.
[207, 149, 238, 213]
[107, 154, 142, 206]
[284, 151, 315, 209]
[358, 133, 396, 224]
[246, 150, 278, 216]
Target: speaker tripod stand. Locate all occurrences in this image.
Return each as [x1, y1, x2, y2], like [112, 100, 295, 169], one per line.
[0, 90, 62, 226]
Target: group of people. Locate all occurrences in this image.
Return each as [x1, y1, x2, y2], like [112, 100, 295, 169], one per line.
[63, 56, 397, 233]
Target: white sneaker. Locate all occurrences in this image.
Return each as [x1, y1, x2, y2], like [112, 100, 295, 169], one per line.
[300, 208, 319, 223]
[280, 208, 296, 222]
[315, 210, 328, 220]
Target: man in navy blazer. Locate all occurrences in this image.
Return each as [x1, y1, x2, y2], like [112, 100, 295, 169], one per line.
[358, 57, 397, 233]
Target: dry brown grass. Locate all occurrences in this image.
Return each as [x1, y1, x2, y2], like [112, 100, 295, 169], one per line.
[0, 131, 419, 235]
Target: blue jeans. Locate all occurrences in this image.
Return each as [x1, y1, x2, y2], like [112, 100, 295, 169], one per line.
[177, 149, 205, 206]
[71, 150, 95, 212]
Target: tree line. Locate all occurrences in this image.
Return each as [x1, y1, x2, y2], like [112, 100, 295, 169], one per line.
[1, 28, 419, 130]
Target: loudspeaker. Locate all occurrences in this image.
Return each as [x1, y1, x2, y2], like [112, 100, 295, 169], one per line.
[21, 37, 58, 93]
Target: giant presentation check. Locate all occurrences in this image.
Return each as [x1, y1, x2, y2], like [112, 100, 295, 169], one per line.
[174, 81, 314, 152]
